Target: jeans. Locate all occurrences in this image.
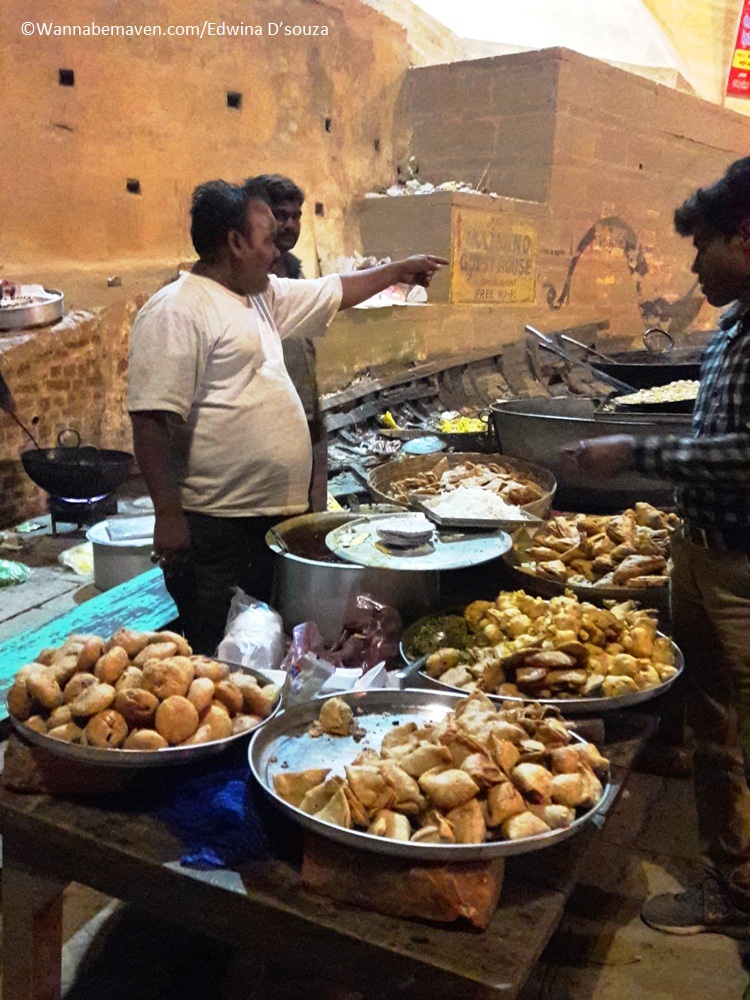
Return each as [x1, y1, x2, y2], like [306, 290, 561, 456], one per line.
[670, 528, 750, 907]
[163, 512, 282, 656]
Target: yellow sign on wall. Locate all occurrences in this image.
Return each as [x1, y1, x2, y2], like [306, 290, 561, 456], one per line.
[451, 208, 537, 304]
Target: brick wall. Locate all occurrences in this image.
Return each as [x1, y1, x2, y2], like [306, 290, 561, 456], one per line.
[0, 300, 139, 527]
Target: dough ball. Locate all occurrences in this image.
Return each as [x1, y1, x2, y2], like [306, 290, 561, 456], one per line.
[48, 654, 82, 686]
[213, 681, 243, 717]
[107, 629, 152, 658]
[155, 696, 200, 744]
[27, 670, 64, 711]
[94, 646, 130, 684]
[67, 682, 116, 717]
[180, 723, 214, 746]
[154, 631, 192, 657]
[7, 680, 33, 720]
[48, 704, 73, 729]
[115, 666, 144, 693]
[186, 677, 215, 715]
[123, 729, 168, 751]
[133, 641, 178, 666]
[47, 722, 85, 743]
[64, 672, 99, 704]
[85, 709, 129, 749]
[242, 684, 279, 719]
[141, 660, 192, 700]
[35, 647, 58, 666]
[198, 704, 233, 740]
[77, 636, 106, 671]
[191, 656, 229, 683]
[24, 715, 48, 735]
[115, 688, 159, 728]
[232, 714, 262, 735]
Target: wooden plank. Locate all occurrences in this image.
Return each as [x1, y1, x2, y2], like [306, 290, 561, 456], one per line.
[0, 568, 80, 624]
[323, 382, 436, 432]
[0, 567, 176, 720]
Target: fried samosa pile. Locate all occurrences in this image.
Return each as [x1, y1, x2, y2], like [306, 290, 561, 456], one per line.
[274, 693, 609, 845]
[423, 589, 677, 700]
[518, 503, 680, 588]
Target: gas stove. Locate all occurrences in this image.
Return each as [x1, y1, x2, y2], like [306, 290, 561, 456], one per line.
[47, 493, 117, 537]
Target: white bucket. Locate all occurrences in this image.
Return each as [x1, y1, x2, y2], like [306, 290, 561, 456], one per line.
[86, 515, 154, 591]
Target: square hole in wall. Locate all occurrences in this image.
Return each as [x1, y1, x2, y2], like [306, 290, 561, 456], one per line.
[227, 91, 242, 109]
[59, 69, 75, 86]
[126, 179, 141, 194]
[315, 202, 325, 217]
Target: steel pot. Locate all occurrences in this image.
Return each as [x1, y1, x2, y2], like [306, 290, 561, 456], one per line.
[491, 397, 693, 512]
[266, 511, 440, 644]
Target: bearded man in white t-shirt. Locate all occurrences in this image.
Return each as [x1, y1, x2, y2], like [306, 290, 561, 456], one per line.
[127, 179, 446, 654]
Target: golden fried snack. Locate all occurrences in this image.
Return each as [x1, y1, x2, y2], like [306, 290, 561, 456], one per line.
[133, 641, 178, 667]
[64, 672, 99, 704]
[232, 714, 262, 734]
[191, 656, 230, 683]
[501, 811, 551, 840]
[115, 666, 144, 693]
[155, 696, 200, 744]
[486, 781, 525, 827]
[35, 648, 58, 666]
[447, 798, 487, 844]
[48, 654, 81, 686]
[368, 809, 412, 841]
[27, 670, 64, 711]
[213, 681, 244, 716]
[186, 677, 215, 715]
[418, 768, 479, 811]
[141, 660, 191, 700]
[85, 709, 129, 749]
[107, 628, 153, 658]
[94, 646, 130, 684]
[124, 729, 168, 751]
[24, 715, 48, 735]
[77, 636, 105, 671]
[154, 631, 192, 656]
[241, 684, 279, 719]
[48, 705, 73, 729]
[67, 682, 116, 717]
[274, 769, 332, 807]
[115, 688, 159, 729]
[47, 722, 85, 743]
[7, 680, 33, 720]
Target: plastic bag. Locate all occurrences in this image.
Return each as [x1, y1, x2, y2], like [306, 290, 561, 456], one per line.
[58, 542, 94, 577]
[280, 621, 337, 705]
[329, 594, 403, 672]
[0, 559, 31, 587]
[216, 588, 285, 672]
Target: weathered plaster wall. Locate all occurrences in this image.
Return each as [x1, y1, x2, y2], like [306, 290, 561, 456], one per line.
[0, 0, 410, 274]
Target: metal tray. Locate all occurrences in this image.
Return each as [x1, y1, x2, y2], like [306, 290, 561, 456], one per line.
[325, 513, 512, 571]
[400, 639, 684, 716]
[0, 289, 64, 331]
[409, 495, 542, 532]
[249, 688, 613, 860]
[9, 664, 281, 768]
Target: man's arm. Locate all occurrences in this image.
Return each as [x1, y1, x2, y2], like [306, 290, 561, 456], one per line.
[339, 255, 448, 310]
[130, 410, 190, 565]
[561, 431, 750, 485]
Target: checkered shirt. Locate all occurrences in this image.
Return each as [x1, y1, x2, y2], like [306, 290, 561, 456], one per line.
[632, 306, 750, 529]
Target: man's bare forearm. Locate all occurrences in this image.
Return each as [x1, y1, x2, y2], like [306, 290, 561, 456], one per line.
[129, 411, 182, 515]
[339, 254, 447, 310]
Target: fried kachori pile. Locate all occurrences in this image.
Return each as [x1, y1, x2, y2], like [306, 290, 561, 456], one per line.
[517, 503, 680, 588]
[384, 457, 544, 508]
[8, 628, 279, 750]
[274, 693, 609, 844]
[421, 590, 678, 700]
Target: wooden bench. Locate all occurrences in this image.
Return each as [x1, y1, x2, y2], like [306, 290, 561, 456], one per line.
[0, 567, 177, 722]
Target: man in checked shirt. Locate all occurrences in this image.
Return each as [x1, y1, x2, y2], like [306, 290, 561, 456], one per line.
[565, 156, 750, 937]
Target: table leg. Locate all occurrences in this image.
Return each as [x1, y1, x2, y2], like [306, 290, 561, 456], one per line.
[2, 853, 66, 1000]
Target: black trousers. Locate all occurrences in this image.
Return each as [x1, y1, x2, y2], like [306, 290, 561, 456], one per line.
[163, 512, 282, 656]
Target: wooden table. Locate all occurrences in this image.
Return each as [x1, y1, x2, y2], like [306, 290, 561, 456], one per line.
[0, 713, 651, 1000]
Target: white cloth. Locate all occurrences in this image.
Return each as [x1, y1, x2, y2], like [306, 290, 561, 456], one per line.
[127, 271, 342, 516]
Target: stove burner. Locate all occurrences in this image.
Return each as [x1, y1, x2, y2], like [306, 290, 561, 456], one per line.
[48, 493, 117, 537]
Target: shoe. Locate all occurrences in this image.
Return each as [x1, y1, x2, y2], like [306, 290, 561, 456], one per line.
[641, 873, 750, 938]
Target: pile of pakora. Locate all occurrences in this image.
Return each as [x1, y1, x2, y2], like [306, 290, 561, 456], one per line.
[274, 693, 609, 844]
[383, 458, 545, 508]
[517, 503, 680, 588]
[421, 589, 678, 700]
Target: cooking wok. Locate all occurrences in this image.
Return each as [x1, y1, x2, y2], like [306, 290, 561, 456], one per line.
[20, 430, 134, 499]
[559, 327, 703, 389]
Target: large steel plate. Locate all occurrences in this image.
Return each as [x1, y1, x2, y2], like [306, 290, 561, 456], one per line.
[326, 513, 512, 572]
[249, 688, 612, 860]
[0, 289, 64, 331]
[9, 664, 281, 768]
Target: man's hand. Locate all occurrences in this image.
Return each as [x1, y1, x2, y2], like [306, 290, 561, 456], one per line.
[0, 278, 18, 299]
[152, 511, 191, 567]
[560, 434, 636, 478]
[389, 254, 448, 287]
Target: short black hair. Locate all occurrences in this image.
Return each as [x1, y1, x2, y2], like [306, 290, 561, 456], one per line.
[190, 179, 271, 260]
[248, 173, 305, 206]
[675, 157, 750, 238]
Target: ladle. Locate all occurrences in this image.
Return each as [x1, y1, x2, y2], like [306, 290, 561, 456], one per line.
[525, 325, 637, 394]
